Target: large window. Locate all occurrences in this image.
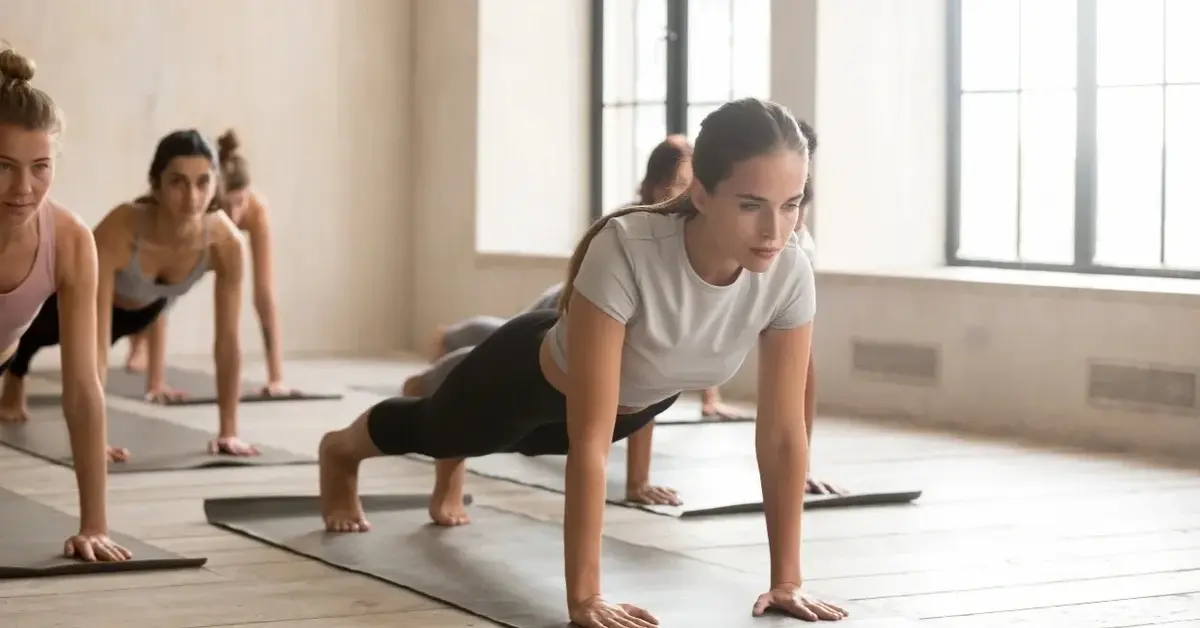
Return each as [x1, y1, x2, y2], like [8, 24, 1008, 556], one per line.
[949, 0, 1200, 277]
[591, 0, 770, 218]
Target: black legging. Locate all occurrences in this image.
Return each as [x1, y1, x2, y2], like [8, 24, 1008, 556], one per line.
[5, 296, 168, 377]
[366, 309, 679, 458]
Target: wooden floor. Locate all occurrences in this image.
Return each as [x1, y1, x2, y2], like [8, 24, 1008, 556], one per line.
[2, 356, 1199, 627]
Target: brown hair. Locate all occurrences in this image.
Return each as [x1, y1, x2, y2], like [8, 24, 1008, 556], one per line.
[0, 44, 63, 134]
[636, 134, 692, 205]
[558, 98, 810, 315]
[217, 129, 250, 192]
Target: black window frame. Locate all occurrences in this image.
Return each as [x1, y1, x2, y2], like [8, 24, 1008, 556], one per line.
[947, 0, 1200, 279]
[590, 0, 689, 221]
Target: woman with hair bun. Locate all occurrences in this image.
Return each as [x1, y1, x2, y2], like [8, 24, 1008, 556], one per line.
[0, 44, 131, 562]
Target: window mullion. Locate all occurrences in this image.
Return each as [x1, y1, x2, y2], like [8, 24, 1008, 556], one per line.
[1074, 0, 1099, 267]
[666, 0, 687, 134]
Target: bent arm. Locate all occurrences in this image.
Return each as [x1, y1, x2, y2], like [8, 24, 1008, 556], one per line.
[756, 322, 813, 588]
[246, 202, 283, 383]
[57, 222, 110, 534]
[562, 293, 626, 607]
[212, 234, 246, 438]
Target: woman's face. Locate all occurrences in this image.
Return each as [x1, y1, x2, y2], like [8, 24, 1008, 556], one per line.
[0, 125, 54, 229]
[691, 148, 809, 275]
[155, 156, 216, 219]
[223, 187, 249, 223]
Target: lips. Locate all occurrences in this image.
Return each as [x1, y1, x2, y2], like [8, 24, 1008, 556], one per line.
[751, 247, 781, 258]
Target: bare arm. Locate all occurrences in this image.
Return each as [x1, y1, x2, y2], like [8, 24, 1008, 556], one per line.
[623, 419, 654, 492]
[563, 293, 626, 608]
[143, 312, 169, 392]
[245, 198, 283, 384]
[756, 322, 813, 588]
[92, 213, 125, 386]
[55, 214, 110, 534]
[210, 224, 246, 439]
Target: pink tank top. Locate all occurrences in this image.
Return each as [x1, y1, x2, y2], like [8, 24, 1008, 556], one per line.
[0, 207, 57, 352]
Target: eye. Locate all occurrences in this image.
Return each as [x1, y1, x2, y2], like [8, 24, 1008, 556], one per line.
[0, 162, 13, 171]
[33, 162, 51, 172]
[739, 202, 761, 211]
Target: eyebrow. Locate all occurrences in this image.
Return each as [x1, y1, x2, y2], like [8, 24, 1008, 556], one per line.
[735, 193, 805, 203]
[0, 153, 51, 163]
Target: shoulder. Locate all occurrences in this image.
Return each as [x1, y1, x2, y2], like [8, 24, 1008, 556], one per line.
[49, 203, 96, 277]
[244, 189, 271, 229]
[207, 210, 247, 254]
[589, 210, 684, 267]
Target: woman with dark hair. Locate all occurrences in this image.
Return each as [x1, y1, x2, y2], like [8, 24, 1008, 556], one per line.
[319, 98, 846, 625]
[1, 129, 260, 457]
[123, 129, 292, 397]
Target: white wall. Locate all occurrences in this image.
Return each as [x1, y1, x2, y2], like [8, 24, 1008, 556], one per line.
[2, 0, 413, 363]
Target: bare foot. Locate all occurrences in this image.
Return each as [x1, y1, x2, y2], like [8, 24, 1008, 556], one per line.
[429, 458, 470, 526]
[427, 326, 447, 362]
[401, 374, 425, 398]
[0, 374, 29, 422]
[318, 431, 370, 532]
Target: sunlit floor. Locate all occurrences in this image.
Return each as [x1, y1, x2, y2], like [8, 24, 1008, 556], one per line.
[2, 356, 1198, 627]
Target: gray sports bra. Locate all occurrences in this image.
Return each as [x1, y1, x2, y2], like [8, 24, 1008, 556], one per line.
[112, 205, 210, 306]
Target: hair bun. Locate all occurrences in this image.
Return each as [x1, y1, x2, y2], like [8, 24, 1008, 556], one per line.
[217, 129, 240, 159]
[0, 47, 36, 82]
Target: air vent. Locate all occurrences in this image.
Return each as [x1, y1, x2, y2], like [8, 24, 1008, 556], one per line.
[1087, 362, 1197, 411]
[851, 339, 940, 383]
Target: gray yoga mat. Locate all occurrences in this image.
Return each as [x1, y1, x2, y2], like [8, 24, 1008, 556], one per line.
[350, 384, 400, 397]
[414, 449, 921, 517]
[0, 486, 207, 578]
[42, 366, 342, 405]
[204, 494, 915, 627]
[0, 405, 313, 473]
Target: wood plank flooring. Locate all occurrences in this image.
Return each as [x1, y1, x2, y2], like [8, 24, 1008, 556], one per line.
[1, 356, 1197, 627]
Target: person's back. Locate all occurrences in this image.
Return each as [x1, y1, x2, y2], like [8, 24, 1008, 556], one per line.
[546, 209, 813, 409]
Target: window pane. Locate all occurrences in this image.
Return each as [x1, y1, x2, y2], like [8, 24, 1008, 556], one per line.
[1093, 86, 1165, 267]
[957, 93, 1019, 261]
[635, 0, 668, 102]
[731, 0, 770, 99]
[602, 105, 637, 213]
[1097, 0, 1165, 87]
[688, 103, 722, 143]
[1018, 90, 1077, 264]
[1165, 0, 1200, 84]
[960, 0, 1020, 91]
[635, 104, 669, 203]
[1163, 85, 1200, 268]
[1019, 0, 1076, 90]
[688, 0, 733, 102]
[603, 0, 637, 103]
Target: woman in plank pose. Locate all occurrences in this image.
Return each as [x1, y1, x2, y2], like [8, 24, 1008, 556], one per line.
[318, 98, 846, 625]
[408, 125, 839, 503]
[0, 45, 132, 561]
[124, 129, 293, 397]
[2, 128, 260, 456]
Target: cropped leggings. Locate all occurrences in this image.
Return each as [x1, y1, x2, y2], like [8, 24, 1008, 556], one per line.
[5, 295, 168, 377]
[367, 309, 679, 458]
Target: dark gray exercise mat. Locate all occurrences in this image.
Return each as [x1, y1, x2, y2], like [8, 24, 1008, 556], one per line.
[0, 405, 313, 473]
[42, 365, 342, 405]
[0, 486, 207, 578]
[204, 494, 915, 627]
[427, 449, 921, 517]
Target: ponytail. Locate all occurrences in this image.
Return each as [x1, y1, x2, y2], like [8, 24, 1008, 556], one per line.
[556, 193, 698, 315]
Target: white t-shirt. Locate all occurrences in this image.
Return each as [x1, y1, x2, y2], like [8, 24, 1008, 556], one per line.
[545, 210, 816, 408]
[797, 225, 817, 263]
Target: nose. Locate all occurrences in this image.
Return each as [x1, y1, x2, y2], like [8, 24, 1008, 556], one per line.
[14, 168, 34, 195]
[758, 207, 783, 240]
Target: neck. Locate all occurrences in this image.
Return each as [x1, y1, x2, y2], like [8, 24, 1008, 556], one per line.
[148, 206, 202, 245]
[682, 216, 742, 286]
[0, 210, 39, 253]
